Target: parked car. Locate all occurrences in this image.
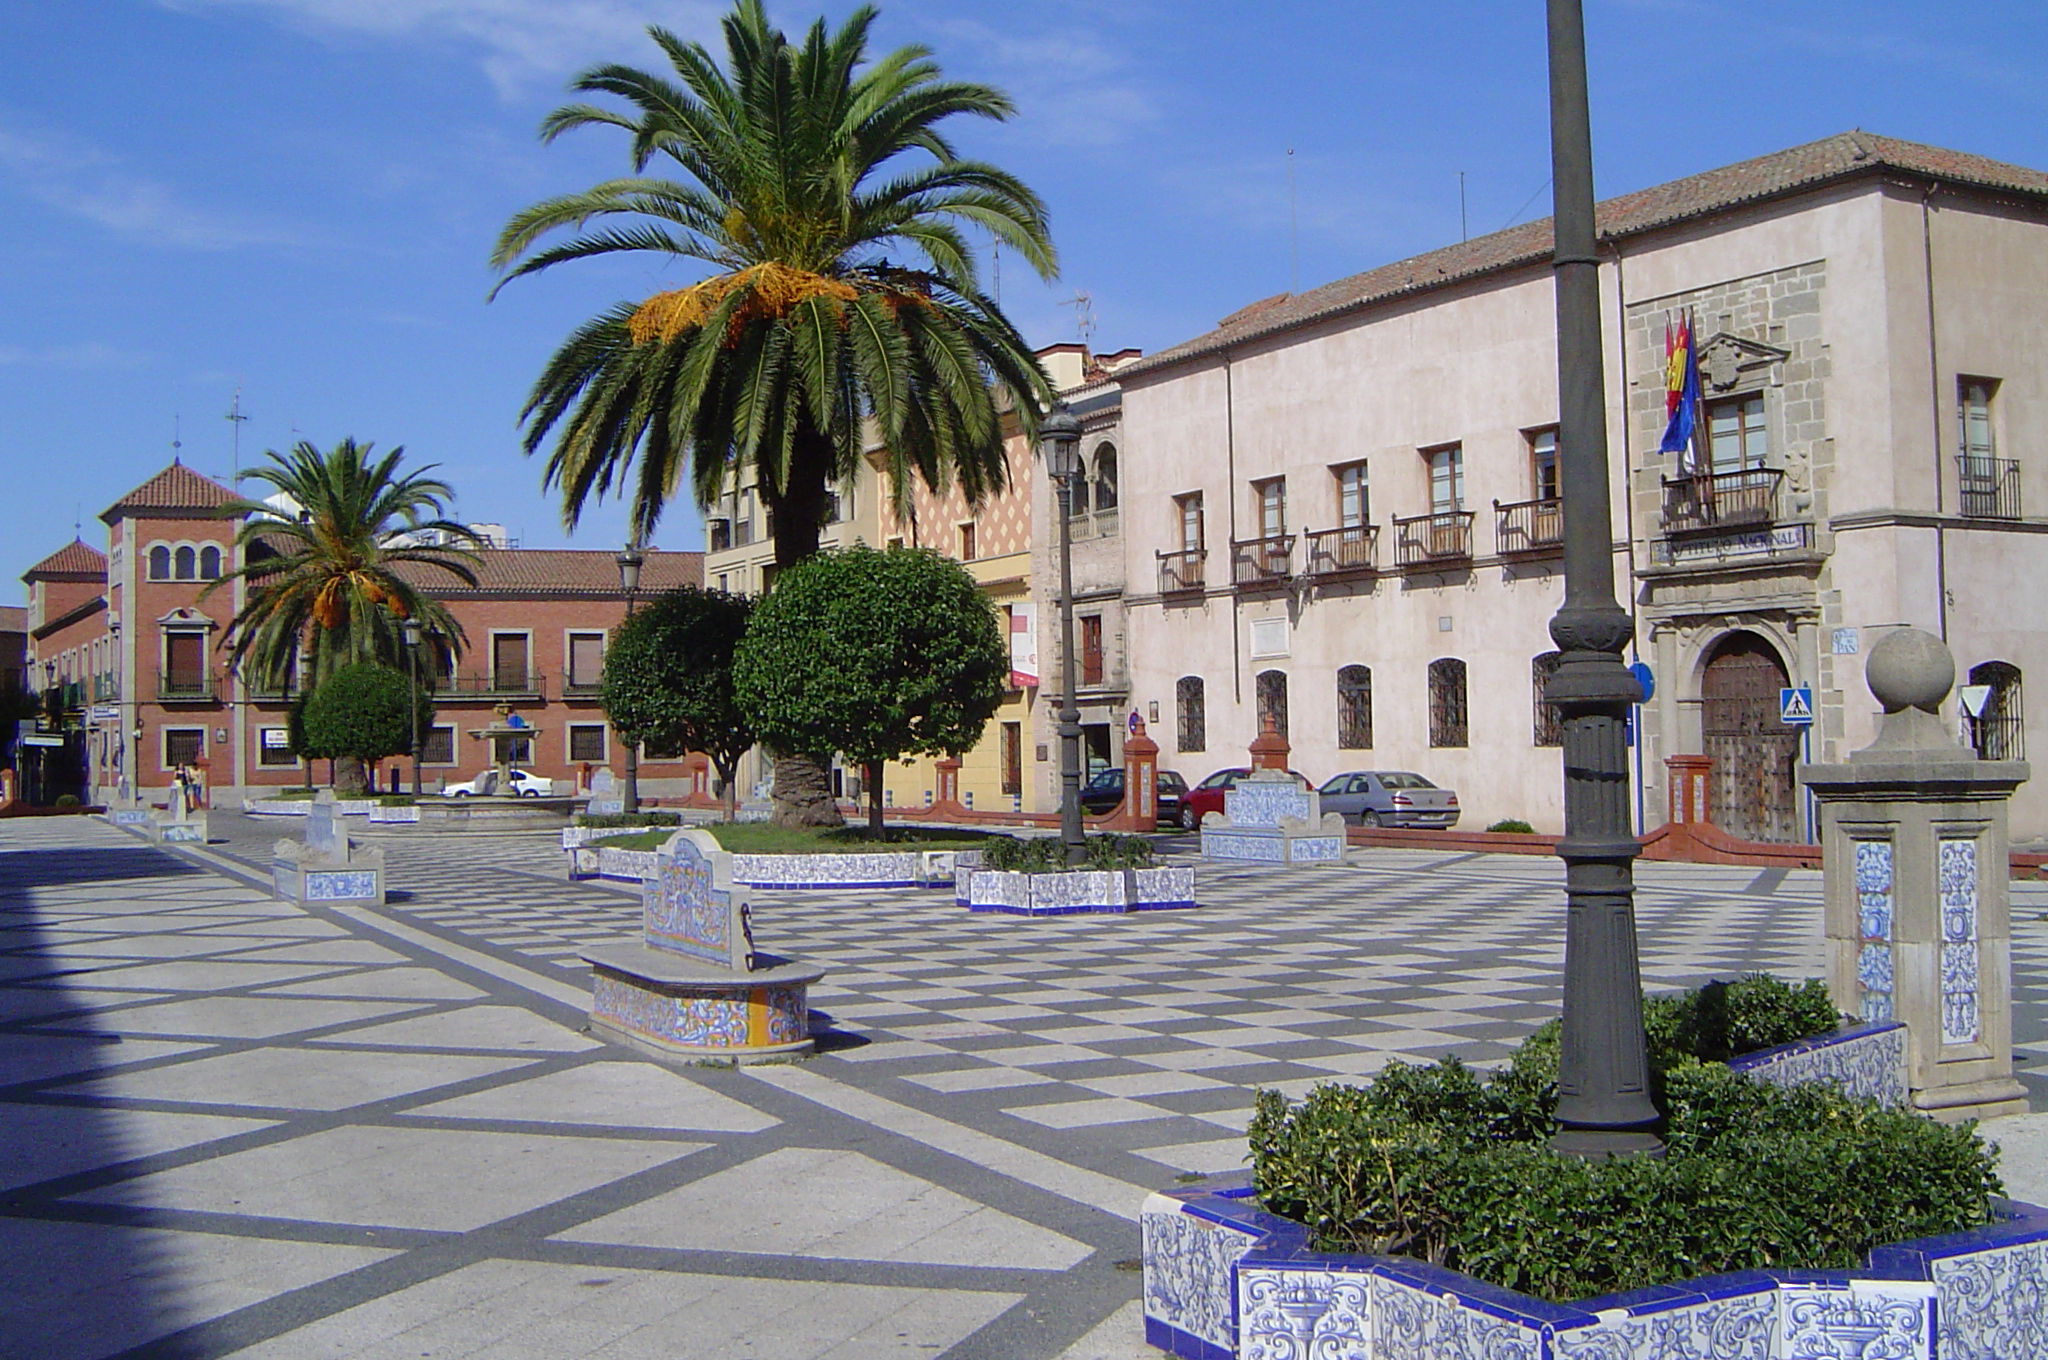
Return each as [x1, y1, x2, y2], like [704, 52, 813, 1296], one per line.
[1078, 767, 1188, 824]
[1317, 770, 1460, 828]
[442, 768, 555, 798]
[1178, 766, 1311, 830]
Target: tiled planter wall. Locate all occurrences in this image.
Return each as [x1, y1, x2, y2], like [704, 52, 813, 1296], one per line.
[565, 841, 968, 890]
[1140, 1021, 2029, 1360]
[246, 798, 375, 817]
[960, 865, 1197, 915]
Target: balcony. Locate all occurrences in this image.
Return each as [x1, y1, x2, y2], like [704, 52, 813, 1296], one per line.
[439, 671, 548, 702]
[1392, 510, 1476, 567]
[1156, 548, 1207, 595]
[562, 674, 606, 698]
[1660, 467, 1783, 535]
[1068, 508, 1120, 541]
[1306, 525, 1379, 577]
[1493, 496, 1564, 556]
[156, 671, 217, 702]
[1959, 456, 2022, 520]
[1230, 533, 1295, 587]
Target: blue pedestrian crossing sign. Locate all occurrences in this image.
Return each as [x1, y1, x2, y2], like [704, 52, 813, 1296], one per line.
[1779, 687, 1814, 725]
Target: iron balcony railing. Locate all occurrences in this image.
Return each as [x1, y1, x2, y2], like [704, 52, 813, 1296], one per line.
[156, 670, 217, 702]
[562, 675, 606, 696]
[1156, 547, 1206, 594]
[1230, 533, 1295, 586]
[1493, 497, 1564, 555]
[1306, 525, 1378, 576]
[441, 671, 548, 700]
[1660, 467, 1783, 535]
[1392, 510, 1476, 566]
[1958, 455, 2022, 520]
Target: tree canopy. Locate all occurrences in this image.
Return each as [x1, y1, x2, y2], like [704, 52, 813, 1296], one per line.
[602, 586, 755, 814]
[733, 544, 1005, 832]
[296, 662, 434, 793]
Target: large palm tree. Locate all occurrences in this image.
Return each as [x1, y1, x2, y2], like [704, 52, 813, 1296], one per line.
[490, 1, 1058, 825]
[204, 440, 484, 791]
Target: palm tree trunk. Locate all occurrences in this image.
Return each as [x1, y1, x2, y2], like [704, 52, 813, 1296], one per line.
[765, 421, 844, 827]
[771, 751, 842, 828]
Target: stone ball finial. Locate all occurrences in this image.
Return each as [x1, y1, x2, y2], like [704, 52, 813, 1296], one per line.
[1865, 627, 1954, 714]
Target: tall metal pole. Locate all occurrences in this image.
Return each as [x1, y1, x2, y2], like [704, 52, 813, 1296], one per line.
[616, 542, 645, 815]
[1545, 0, 1663, 1158]
[1041, 404, 1087, 864]
[407, 635, 421, 797]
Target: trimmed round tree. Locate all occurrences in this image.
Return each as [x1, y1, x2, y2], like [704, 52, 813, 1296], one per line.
[298, 662, 434, 795]
[734, 545, 1007, 834]
[602, 586, 755, 819]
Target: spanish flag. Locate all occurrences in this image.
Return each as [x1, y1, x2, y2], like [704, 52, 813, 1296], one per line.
[1658, 311, 1702, 472]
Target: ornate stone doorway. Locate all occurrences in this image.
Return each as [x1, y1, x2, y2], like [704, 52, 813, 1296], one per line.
[1699, 631, 1800, 843]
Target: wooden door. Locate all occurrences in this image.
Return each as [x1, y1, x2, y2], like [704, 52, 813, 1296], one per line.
[1700, 633, 1800, 843]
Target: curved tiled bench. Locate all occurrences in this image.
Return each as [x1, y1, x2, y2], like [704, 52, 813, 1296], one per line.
[958, 865, 1198, 915]
[1137, 1021, 2045, 1360]
[567, 841, 969, 890]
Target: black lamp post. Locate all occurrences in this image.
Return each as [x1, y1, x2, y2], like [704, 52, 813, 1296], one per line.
[402, 618, 423, 796]
[615, 540, 645, 815]
[1544, 0, 1663, 1158]
[1038, 403, 1086, 864]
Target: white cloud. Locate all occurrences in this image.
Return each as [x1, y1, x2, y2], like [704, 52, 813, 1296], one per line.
[921, 14, 1162, 151]
[0, 120, 303, 251]
[0, 341, 149, 369]
[159, 0, 724, 97]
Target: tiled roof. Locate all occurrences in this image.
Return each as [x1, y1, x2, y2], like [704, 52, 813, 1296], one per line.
[387, 548, 704, 596]
[100, 462, 239, 522]
[1125, 131, 2048, 379]
[0, 605, 26, 633]
[22, 539, 108, 581]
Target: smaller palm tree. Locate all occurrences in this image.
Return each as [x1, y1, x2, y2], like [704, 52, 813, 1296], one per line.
[205, 438, 484, 694]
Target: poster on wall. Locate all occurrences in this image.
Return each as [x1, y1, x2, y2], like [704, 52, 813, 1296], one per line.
[1009, 602, 1038, 688]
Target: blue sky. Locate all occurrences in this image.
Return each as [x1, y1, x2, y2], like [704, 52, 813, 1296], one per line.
[5, 0, 2047, 588]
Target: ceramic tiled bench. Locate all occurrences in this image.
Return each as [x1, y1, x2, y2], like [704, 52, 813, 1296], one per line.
[1139, 1020, 2048, 1360]
[958, 865, 1198, 915]
[566, 842, 970, 890]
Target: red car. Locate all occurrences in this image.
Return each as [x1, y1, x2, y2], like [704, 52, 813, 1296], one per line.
[1178, 766, 1312, 830]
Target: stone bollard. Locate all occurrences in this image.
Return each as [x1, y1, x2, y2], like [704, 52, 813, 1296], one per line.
[1800, 628, 2029, 1122]
[1101, 716, 1159, 830]
[1666, 753, 1713, 826]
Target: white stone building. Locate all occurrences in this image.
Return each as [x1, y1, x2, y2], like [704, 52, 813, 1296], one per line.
[1116, 132, 2048, 842]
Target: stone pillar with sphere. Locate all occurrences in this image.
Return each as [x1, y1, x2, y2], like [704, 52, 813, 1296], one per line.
[1800, 627, 2030, 1122]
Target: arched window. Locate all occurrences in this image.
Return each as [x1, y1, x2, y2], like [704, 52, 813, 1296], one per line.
[1337, 665, 1372, 749]
[173, 545, 197, 580]
[1428, 658, 1468, 747]
[148, 545, 172, 580]
[1256, 669, 1289, 742]
[1531, 651, 1563, 747]
[1176, 675, 1206, 753]
[1968, 660, 2024, 760]
[199, 545, 222, 579]
[1066, 463, 1090, 518]
[1092, 443, 1118, 511]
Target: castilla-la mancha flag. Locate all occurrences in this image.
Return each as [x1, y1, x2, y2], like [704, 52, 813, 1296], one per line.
[1658, 311, 1703, 473]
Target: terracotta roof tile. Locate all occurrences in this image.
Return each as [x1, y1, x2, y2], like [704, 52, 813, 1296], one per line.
[1125, 131, 2048, 379]
[100, 463, 239, 522]
[22, 539, 108, 581]
[388, 548, 703, 596]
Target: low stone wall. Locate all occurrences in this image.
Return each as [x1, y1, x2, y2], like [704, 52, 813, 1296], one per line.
[246, 798, 377, 818]
[565, 841, 969, 890]
[959, 865, 1197, 915]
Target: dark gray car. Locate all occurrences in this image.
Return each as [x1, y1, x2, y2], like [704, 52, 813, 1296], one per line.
[1316, 770, 1460, 828]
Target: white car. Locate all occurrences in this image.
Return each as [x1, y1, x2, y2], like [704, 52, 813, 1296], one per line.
[442, 769, 555, 798]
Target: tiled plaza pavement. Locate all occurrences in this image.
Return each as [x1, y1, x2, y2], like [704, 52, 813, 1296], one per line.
[5, 812, 2048, 1359]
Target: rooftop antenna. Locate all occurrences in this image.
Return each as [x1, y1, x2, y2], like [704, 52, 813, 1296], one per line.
[1288, 147, 1299, 294]
[1459, 170, 1469, 242]
[171, 414, 183, 465]
[1061, 289, 1096, 347]
[225, 387, 250, 484]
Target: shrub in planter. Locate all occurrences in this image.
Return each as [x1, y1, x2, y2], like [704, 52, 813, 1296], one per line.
[1485, 818, 1535, 833]
[575, 811, 683, 829]
[54, 794, 80, 807]
[377, 794, 415, 807]
[1248, 976, 1999, 1304]
[982, 833, 1155, 873]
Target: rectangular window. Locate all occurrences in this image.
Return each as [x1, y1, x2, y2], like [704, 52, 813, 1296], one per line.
[1333, 462, 1370, 528]
[959, 521, 977, 560]
[164, 727, 205, 768]
[165, 632, 205, 689]
[1254, 478, 1287, 537]
[1959, 378, 1997, 459]
[1426, 445, 1465, 513]
[1706, 394, 1767, 472]
[493, 734, 533, 767]
[567, 632, 605, 690]
[492, 634, 530, 691]
[568, 724, 607, 762]
[1176, 493, 1204, 551]
[422, 726, 456, 764]
[1000, 722, 1022, 796]
[1528, 427, 1560, 501]
[1080, 615, 1104, 686]
[257, 728, 297, 766]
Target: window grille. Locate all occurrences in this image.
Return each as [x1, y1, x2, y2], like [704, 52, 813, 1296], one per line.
[1532, 652, 1564, 747]
[1337, 665, 1373, 749]
[1256, 669, 1289, 742]
[1429, 657, 1468, 748]
[1176, 675, 1205, 752]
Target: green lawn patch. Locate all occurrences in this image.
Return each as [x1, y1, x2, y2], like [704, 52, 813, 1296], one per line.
[704, 823, 996, 854]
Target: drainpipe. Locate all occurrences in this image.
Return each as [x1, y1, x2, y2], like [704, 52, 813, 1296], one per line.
[1921, 181, 1950, 641]
[1225, 353, 1242, 706]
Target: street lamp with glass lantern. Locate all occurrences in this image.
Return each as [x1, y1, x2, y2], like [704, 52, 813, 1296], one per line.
[401, 617, 423, 796]
[1038, 402, 1086, 864]
[614, 541, 645, 814]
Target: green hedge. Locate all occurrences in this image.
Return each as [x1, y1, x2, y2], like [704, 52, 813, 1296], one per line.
[981, 833, 1155, 873]
[574, 811, 683, 828]
[1249, 977, 2000, 1303]
[1485, 818, 1535, 834]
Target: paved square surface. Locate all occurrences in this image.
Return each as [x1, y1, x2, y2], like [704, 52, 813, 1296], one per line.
[4, 811, 2046, 1359]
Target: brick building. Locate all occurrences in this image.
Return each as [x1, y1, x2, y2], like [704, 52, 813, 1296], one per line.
[15, 462, 701, 805]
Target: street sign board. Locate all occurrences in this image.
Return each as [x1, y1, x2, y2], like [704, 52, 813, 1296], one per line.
[1779, 687, 1814, 725]
[1627, 661, 1655, 704]
[22, 734, 65, 747]
[1958, 685, 1994, 719]
[89, 705, 120, 723]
